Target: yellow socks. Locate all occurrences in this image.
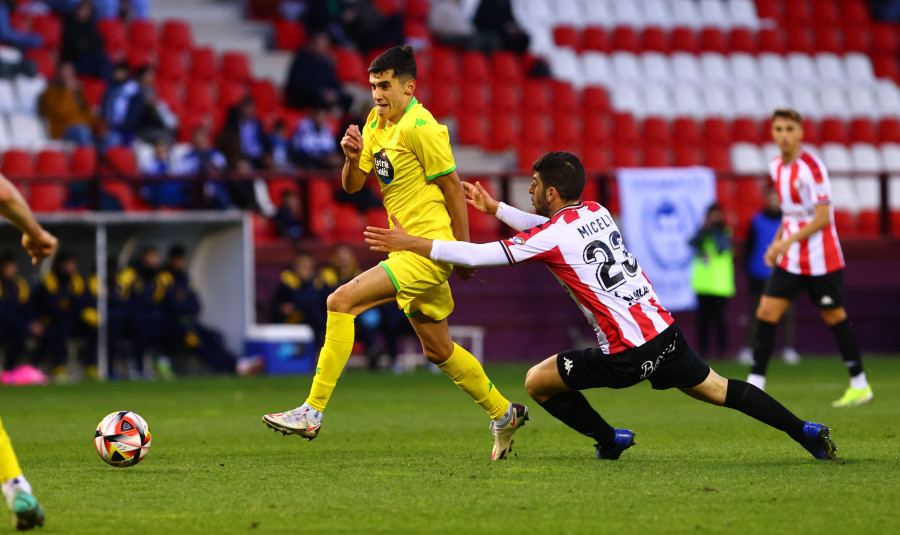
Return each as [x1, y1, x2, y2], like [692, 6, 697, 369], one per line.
[0, 418, 23, 484]
[437, 344, 510, 419]
[306, 311, 356, 412]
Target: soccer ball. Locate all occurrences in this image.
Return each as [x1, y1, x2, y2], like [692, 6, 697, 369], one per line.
[94, 411, 152, 467]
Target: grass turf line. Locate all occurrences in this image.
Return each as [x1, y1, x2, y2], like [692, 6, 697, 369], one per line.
[0, 358, 897, 534]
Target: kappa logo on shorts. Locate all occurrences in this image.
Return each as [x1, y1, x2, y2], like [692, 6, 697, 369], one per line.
[563, 357, 574, 375]
[820, 295, 834, 306]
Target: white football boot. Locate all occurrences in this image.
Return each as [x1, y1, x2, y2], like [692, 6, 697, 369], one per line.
[262, 405, 322, 440]
[490, 403, 529, 460]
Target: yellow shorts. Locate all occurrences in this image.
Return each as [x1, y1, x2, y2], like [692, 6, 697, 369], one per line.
[379, 251, 454, 320]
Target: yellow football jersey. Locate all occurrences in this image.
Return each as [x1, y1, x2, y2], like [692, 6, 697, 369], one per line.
[358, 98, 457, 241]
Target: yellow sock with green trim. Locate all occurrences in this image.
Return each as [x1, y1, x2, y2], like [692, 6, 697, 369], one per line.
[0, 418, 23, 483]
[437, 343, 510, 419]
[306, 311, 356, 412]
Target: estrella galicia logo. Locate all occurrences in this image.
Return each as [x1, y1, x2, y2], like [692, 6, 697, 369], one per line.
[641, 198, 696, 270]
[374, 149, 394, 184]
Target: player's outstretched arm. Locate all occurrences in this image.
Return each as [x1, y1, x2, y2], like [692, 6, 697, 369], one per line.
[462, 181, 498, 215]
[340, 124, 369, 193]
[365, 215, 509, 268]
[433, 171, 476, 280]
[0, 172, 57, 264]
[463, 181, 549, 232]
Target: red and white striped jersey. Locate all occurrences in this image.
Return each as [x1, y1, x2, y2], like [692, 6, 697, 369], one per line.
[499, 201, 674, 354]
[769, 148, 845, 275]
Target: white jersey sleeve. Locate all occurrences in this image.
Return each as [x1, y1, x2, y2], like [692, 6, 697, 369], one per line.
[429, 240, 510, 267]
[495, 202, 550, 232]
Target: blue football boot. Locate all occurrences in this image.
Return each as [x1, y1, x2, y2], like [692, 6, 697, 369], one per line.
[595, 429, 636, 460]
[801, 422, 837, 460]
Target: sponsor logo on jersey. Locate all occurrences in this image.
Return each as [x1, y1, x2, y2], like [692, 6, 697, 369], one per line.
[374, 149, 394, 184]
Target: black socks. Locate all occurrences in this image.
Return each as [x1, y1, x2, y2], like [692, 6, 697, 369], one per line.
[724, 379, 805, 443]
[750, 320, 777, 376]
[830, 319, 864, 377]
[539, 391, 616, 448]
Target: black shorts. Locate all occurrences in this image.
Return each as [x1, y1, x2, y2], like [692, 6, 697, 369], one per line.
[557, 324, 711, 391]
[763, 267, 845, 309]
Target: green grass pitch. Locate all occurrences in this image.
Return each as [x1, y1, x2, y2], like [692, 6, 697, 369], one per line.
[1, 358, 897, 534]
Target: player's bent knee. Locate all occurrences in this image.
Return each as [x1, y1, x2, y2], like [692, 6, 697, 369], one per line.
[524, 356, 564, 402]
[820, 307, 847, 325]
[325, 285, 355, 313]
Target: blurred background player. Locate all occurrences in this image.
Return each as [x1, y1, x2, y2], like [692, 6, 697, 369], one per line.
[270, 251, 326, 344]
[689, 204, 735, 360]
[737, 188, 800, 365]
[118, 246, 166, 380]
[263, 46, 528, 461]
[0, 253, 45, 386]
[748, 109, 872, 408]
[0, 171, 57, 530]
[365, 151, 837, 463]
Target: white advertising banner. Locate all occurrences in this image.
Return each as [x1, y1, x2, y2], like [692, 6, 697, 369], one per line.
[615, 167, 717, 311]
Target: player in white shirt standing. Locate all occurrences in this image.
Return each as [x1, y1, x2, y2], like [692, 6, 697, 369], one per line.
[747, 109, 872, 408]
[365, 151, 837, 461]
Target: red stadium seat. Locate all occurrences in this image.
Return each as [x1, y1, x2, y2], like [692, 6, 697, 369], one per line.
[1, 150, 33, 178]
[582, 27, 609, 52]
[704, 146, 731, 172]
[879, 118, 900, 143]
[457, 115, 488, 147]
[801, 118, 821, 145]
[821, 118, 848, 144]
[25, 49, 54, 79]
[218, 81, 247, 109]
[103, 147, 137, 175]
[430, 47, 461, 85]
[842, 26, 870, 53]
[517, 144, 547, 172]
[489, 81, 519, 115]
[553, 25, 579, 49]
[519, 113, 550, 147]
[642, 146, 670, 167]
[103, 180, 147, 211]
[461, 51, 490, 80]
[185, 81, 215, 113]
[871, 23, 899, 55]
[405, 0, 429, 21]
[641, 27, 668, 53]
[674, 146, 700, 166]
[873, 53, 900, 83]
[156, 80, 183, 116]
[728, 28, 757, 54]
[702, 118, 732, 148]
[733, 118, 761, 144]
[754, 0, 782, 22]
[670, 27, 699, 53]
[425, 83, 456, 119]
[758, 28, 786, 54]
[522, 79, 551, 114]
[125, 45, 152, 69]
[491, 51, 524, 84]
[583, 86, 610, 114]
[34, 150, 68, 177]
[334, 47, 367, 86]
[79, 77, 106, 108]
[129, 20, 159, 52]
[581, 145, 609, 172]
[70, 147, 97, 177]
[612, 113, 639, 146]
[673, 118, 700, 147]
[814, 0, 841, 26]
[850, 119, 877, 144]
[787, 29, 814, 53]
[612, 144, 639, 167]
[98, 19, 127, 56]
[857, 210, 880, 236]
[552, 115, 579, 148]
[700, 28, 727, 53]
[842, 0, 870, 26]
[642, 117, 671, 146]
[551, 81, 577, 114]
[250, 79, 279, 115]
[221, 51, 251, 82]
[157, 49, 187, 82]
[784, 1, 812, 24]
[465, 87, 489, 117]
[189, 47, 217, 81]
[31, 14, 61, 50]
[161, 19, 192, 50]
[332, 204, 365, 241]
[611, 27, 639, 52]
[486, 113, 516, 151]
[267, 178, 300, 204]
[274, 20, 306, 51]
[815, 28, 843, 54]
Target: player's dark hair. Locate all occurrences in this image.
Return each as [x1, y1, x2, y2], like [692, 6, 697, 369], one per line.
[771, 108, 803, 125]
[168, 244, 186, 259]
[532, 151, 586, 201]
[0, 251, 14, 264]
[368, 45, 417, 81]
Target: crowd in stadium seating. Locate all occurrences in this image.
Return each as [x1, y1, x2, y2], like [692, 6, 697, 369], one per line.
[0, 244, 263, 385]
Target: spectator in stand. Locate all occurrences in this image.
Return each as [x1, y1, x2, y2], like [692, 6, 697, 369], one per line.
[139, 138, 189, 209]
[92, 0, 151, 20]
[269, 119, 292, 171]
[290, 107, 343, 169]
[689, 204, 736, 359]
[737, 188, 800, 365]
[284, 32, 352, 111]
[157, 245, 263, 376]
[38, 61, 95, 146]
[132, 66, 179, 144]
[0, 253, 46, 386]
[304, 0, 349, 45]
[273, 189, 304, 240]
[340, 0, 404, 54]
[61, 0, 110, 78]
[473, 0, 530, 54]
[429, 0, 497, 52]
[270, 251, 326, 343]
[32, 251, 89, 382]
[218, 97, 272, 170]
[0, 0, 43, 50]
[99, 61, 140, 148]
[174, 125, 232, 209]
